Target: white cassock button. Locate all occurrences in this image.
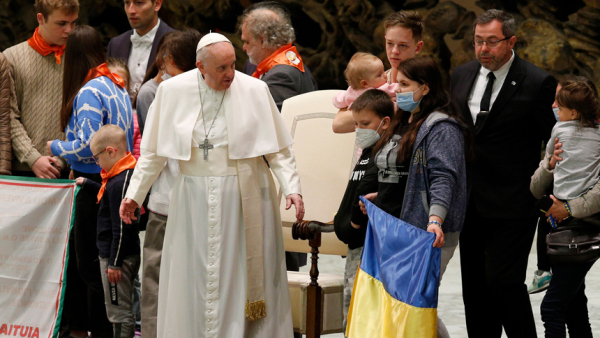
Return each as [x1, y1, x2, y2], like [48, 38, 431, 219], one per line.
[208, 300, 212, 304]
[209, 272, 213, 275]
[210, 244, 214, 248]
[210, 188, 214, 192]
[211, 225, 214, 228]
[208, 319, 211, 322]
[211, 197, 215, 201]
[209, 282, 213, 285]
[210, 178, 214, 182]
[210, 263, 213, 266]
[210, 235, 214, 238]
[210, 254, 214, 257]
[211, 207, 215, 210]
[209, 292, 213, 295]
[208, 310, 211, 313]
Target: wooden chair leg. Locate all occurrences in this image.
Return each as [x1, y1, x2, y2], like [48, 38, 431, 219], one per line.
[306, 234, 322, 338]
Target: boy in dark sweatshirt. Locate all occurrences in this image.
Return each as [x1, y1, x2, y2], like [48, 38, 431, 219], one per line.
[76, 124, 140, 338]
[333, 89, 393, 330]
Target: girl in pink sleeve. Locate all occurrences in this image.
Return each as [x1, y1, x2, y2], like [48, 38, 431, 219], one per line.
[333, 52, 397, 109]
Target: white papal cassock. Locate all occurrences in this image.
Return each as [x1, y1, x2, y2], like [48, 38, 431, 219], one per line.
[125, 69, 299, 338]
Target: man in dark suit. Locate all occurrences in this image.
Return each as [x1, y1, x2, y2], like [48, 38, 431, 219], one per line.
[238, 1, 316, 111]
[107, 0, 174, 95]
[450, 9, 556, 337]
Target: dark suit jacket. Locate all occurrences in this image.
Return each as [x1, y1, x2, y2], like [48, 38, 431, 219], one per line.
[106, 20, 175, 73]
[450, 54, 556, 219]
[243, 60, 317, 111]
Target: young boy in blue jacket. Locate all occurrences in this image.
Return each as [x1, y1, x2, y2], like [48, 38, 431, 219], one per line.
[75, 125, 140, 338]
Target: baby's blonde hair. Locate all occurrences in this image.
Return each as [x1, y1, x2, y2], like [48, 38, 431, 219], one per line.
[91, 125, 127, 155]
[344, 52, 382, 90]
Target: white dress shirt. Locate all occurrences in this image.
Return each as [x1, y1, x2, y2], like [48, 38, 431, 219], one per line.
[128, 19, 161, 96]
[468, 50, 515, 123]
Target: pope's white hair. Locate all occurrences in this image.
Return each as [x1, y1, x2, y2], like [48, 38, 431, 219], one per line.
[196, 41, 232, 63]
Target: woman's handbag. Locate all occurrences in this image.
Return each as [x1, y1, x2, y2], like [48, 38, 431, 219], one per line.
[546, 216, 600, 265]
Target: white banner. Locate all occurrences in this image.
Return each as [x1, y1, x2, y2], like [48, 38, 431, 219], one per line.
[0, 176, 78, 338]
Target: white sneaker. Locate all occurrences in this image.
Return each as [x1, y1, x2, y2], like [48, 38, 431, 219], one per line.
[528, 270, 552, 294]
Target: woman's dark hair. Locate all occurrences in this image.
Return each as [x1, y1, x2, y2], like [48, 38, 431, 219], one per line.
[351, 89, 394, 119]
[163, 29, 202, 73]
[140, 31, 173, 86]
[60, 25, 105, 131]
[373, 56, 471, 163]
[556, 80, 600, 129]
[133, 31, 174, 109]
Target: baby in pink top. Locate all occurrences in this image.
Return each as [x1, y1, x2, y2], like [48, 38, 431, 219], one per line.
[333, 52, 397, 109]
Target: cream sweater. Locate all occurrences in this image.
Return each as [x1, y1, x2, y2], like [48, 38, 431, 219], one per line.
[4, 41, 65, 172]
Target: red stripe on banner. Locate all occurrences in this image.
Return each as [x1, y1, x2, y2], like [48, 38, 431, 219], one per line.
[0, 181, 73, 189]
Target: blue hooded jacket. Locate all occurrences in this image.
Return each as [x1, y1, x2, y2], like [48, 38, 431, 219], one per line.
[399, 112, 467, 234]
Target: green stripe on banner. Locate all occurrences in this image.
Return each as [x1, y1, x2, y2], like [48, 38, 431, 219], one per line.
[52, 184, 80, 338]
[0, 175, 75, 184]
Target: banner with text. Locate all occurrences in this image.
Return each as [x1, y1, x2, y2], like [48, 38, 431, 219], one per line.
[0, 176, 78, 338]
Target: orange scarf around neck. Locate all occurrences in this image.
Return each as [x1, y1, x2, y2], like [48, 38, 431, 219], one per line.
[84, 63, 125, 89]
[252, 43, 305, 79]
[97, 152, 137, 203]
[27, 27, 66, 64]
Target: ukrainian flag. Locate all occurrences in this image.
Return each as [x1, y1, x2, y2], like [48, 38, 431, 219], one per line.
[346, 197, 441, 338]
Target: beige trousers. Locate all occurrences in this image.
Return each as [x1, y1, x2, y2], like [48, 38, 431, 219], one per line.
[141, 211, 168, 338]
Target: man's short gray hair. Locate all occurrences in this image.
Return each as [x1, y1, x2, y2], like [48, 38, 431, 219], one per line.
[473, 9, 517, 38]
[238, 2, 295, 50]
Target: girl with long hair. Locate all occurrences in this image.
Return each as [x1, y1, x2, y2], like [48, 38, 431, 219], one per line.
[46, 25, 134, 338]
[360, 56, 469, 338]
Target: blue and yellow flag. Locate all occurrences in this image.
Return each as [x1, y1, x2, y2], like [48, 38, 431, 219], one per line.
[346, 197, 441, 338]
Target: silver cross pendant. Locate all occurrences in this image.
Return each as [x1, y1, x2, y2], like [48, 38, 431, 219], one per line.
[199, 138, 214, 160]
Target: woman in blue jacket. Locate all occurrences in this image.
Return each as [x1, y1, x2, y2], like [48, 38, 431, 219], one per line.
[46, 25, 133, 338]
[361, 56, 469, 338]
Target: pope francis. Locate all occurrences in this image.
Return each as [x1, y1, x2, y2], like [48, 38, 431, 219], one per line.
[119, 33, 303, 338]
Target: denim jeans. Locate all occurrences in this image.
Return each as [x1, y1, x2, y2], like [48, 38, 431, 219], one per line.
[540, 260, 595, 338]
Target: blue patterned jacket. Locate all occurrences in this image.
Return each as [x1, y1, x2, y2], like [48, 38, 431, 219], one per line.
[51, 76, 133, 173]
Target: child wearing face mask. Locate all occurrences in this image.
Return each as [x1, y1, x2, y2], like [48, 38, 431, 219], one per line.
[333, 89, 393, 332]
[332, 52, 397, 109]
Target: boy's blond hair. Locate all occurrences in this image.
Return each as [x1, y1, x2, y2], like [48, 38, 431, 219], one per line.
[35, 0, 79, 20]
[91, 125, 127, 155]
[344, 52, 381, 90]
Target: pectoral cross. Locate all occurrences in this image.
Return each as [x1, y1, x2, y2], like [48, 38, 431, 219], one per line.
[199, 138, 214, 160]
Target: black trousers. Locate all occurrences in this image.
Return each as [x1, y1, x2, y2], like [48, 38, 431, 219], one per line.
[459, 202, 538, 338]
[536, 217, 552, 271]
[541, 260, 595, 338]
[61, 171, 113, 337]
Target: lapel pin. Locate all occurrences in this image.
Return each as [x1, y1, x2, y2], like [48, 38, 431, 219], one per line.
[511, 81, 516, 85]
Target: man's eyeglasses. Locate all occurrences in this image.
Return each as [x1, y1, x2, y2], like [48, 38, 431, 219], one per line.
[472, 36, 512, 48]
[92, 147, 116, 164]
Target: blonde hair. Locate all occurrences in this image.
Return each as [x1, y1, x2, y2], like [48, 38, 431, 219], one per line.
[107, 58, 131, 93]
[344, 52, 382, 89]
[91, 125, 127, 154]
[35, 0, 79, 20]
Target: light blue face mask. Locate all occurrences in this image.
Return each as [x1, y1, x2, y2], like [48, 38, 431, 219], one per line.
[396, 85, 424, 112]
[552, 107, 560, 121]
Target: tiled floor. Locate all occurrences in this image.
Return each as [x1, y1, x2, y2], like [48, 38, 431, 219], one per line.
[302, 232, 600, 337]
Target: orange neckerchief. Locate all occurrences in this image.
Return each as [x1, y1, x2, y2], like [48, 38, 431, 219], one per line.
[97, 152, 137, 203]
[84, 63, 125, 89]
[252, 43, 305, 79]
[27, 27, 66, 64]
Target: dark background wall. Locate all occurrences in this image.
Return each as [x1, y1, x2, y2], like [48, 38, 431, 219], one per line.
[1, 0, 599, 89]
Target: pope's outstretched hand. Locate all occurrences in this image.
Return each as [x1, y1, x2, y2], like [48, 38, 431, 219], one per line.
[286, 193, 304, 222]
[120, 198, 139, 224]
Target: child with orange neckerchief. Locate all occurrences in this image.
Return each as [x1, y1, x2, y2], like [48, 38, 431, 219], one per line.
[75, 124, 140, 338]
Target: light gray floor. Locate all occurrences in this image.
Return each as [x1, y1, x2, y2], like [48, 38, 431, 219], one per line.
[300, 232, 600, 337]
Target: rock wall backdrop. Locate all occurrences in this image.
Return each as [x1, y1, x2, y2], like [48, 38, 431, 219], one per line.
[1, 0, 599, 89]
